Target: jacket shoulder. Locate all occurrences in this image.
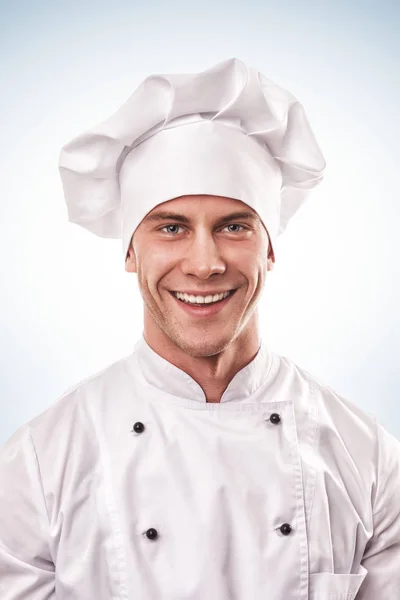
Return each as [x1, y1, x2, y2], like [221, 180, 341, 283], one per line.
[3, 354, 132, 453]
[277, 353, 377, 429]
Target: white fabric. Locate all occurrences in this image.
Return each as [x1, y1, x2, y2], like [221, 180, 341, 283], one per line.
[1, 335, 399, 599]
[58, 58, 326, 261]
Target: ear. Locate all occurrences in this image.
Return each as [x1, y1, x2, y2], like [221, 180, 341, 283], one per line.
[267, 246, 275, 272]
[125, 244, 137, 273]
[265, 229, 275, 272]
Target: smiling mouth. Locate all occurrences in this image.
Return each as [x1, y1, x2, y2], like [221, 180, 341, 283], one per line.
[170, 289, 237, 305]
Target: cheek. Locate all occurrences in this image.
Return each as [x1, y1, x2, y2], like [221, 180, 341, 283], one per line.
[250, 261, 267, 294]
[139, 256, 171, 289]
[238, 250, 264, 274]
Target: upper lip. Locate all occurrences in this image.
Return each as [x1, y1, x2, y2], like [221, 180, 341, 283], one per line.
[171, 289, 236, 295]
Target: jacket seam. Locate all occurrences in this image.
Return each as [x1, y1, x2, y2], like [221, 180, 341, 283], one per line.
[305, 378, 319, 530]
[371, 416, 380, 517]
[27, 426, 53, 560]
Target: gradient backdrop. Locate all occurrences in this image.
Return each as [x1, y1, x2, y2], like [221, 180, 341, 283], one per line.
[1, 0, 399, 444]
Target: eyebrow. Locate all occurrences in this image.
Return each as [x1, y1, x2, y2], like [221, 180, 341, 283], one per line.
[144, 210, 260, 225]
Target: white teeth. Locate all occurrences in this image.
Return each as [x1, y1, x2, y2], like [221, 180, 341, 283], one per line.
[174, 290, 232, 304]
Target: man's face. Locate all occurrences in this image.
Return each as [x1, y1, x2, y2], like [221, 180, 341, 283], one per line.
[125, 195, 274, 357]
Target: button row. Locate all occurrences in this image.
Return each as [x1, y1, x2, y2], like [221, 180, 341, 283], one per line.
[131, 413, 282, 435]
[143, 522, 293, 541]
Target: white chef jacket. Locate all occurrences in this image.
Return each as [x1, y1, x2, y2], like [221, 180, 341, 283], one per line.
[1, 335, 400, 600]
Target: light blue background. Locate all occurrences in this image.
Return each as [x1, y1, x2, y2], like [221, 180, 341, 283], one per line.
[1, 0, 399, 444]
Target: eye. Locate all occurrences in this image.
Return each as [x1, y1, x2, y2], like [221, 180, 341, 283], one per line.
[161, 224, 184, 235]
[225, 224, 246, 233]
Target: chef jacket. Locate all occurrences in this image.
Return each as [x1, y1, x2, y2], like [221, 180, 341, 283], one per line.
[1, 334, 400, 600]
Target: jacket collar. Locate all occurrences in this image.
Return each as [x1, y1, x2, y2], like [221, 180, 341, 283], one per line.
[128, 333, 275, 404]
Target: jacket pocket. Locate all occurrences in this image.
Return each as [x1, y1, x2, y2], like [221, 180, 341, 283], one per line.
[309, 564, 367, 598]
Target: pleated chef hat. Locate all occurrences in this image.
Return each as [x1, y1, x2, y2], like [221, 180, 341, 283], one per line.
[58, 58, 326, 262]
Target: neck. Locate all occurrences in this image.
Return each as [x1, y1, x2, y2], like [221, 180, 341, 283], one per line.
[143, 312, 261, 403]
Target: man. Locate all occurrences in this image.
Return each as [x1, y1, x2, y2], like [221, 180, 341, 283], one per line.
[0, 58, 399, 599]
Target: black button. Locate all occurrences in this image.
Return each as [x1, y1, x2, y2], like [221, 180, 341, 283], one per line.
[145, 528, 159, 540]
[132, 422, 145, 434]
[270, 413, 281, 425]
[279, 523, 292, 535]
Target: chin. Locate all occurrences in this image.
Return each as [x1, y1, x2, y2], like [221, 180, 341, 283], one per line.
[174, 331, 234, 357]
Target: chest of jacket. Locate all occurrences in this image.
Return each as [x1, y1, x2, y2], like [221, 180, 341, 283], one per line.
[46, 395, 370, 599]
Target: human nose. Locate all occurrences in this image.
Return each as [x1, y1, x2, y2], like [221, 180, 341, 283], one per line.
[180, 230, 227, 279]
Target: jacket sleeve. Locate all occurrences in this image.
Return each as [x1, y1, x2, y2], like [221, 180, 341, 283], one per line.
[0, 425, 55, 599]
[358, 419, 400, 599]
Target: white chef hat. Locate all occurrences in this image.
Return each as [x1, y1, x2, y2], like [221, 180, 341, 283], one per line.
[58, 58, 325, 262]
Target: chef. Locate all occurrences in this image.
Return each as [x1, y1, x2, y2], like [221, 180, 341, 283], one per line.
[0, 58, 399, 600]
